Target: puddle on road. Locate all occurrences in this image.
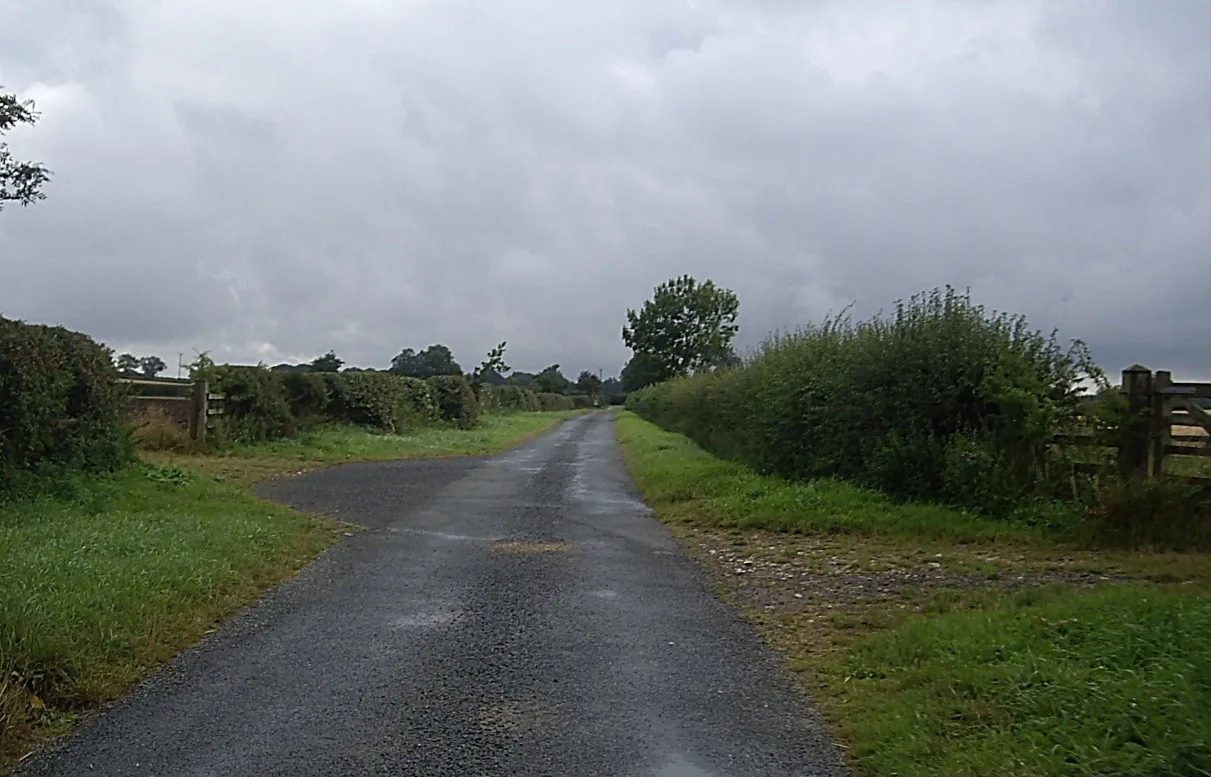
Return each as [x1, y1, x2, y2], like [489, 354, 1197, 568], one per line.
[489, 540, 576, 554]
[476, 700, 546, 736]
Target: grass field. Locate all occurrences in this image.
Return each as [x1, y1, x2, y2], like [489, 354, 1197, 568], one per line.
[146, 410, 586, 486]
[613, 411, 1211, 777]
[1, 410, 583, 770]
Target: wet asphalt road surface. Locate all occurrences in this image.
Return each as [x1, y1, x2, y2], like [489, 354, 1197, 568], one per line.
[20, 412, 848, 777]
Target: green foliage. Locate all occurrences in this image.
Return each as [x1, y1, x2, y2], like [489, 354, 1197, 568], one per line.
[137, 355, 166, 377]
[280, 371, 330, 420]
[389, 344, 462, 378]
[508, 371, 536, 388]
[212, 365, 293, 444]
[469, 341, 509, 391]
[483, 384, 538, 413]
[536, 392, 575, 412]
[322, 372, 439, 432]
[534, 364, 571, 394]
[308, 350, 343, 373]
[576, 370, 603, 398]
[570, 394, 594, 409]
[0, 317, 130, 496]
[835, 585, 1211, 776]
[1, 88, 51, 211]
[620, 351, 673, 393]
[115, 353, 139, 374]
[1081, 478, 1211, 550]
[427, 374, 480, 429]
[614, 412, 1048, 544]
[622, 274, 740, 377]
[628, 287, 1101, 515]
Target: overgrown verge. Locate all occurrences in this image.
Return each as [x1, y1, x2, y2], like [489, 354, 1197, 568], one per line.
[627, 288, 1092, 508]
[0, 464, 339, 767]
[615, 412, 1211, 777]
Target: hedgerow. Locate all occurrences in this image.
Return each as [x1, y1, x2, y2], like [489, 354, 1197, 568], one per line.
[212, 365, 293, 444]
[0, 317, 130, 495]
[323, 372, 439, 433]
[280, 371, 329, 420]
[628, 287, 1102, 514]
[484, 384, 539, 413]
[428, 375, 479, 429]
[536, 392, 575, 412]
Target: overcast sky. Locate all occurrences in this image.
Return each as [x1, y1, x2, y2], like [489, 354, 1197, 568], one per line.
[1, 0, 1207, 380]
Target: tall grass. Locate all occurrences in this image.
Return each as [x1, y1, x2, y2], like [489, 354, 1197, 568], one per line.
[0, 465, 334, 760]
[629, 287, 1103, 514]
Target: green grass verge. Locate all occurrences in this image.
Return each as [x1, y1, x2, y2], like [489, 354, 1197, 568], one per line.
[614, 411, 1211, 777]
[0, 464, 339, 767]
[830, 584, 1211, 776]
[613, 411, 1051, 545]
[147, 410, 587, 486]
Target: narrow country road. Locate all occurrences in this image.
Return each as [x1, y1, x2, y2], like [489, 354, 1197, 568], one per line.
[20, 412, 848, 777]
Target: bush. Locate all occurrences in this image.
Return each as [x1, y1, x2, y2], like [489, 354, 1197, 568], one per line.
[212, 365, 293, 443]
[0, 317, 130, 494]
[570, 394, 594, 409]
[427, 375, 479, 429]
[280, 371, 329, 420]
[536, 392, 574, 411]
[487, 384, 538, 413]
[323, 372, 438, 432]
[628, 287, 1100, 514]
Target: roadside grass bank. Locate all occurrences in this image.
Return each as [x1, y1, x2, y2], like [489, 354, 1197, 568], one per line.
[0, 464, 341, 770]
[146, 410, 588, 486]
[1, 411, 587, 770]
[614, 411, 1211, 777]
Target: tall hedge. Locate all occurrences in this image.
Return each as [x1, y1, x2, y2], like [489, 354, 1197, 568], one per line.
[627, 287, 1099, 513]
[484, 384, 540, 413]
[536, 392, 575, 412]
[0, 317, 130, 492]
[212, 365, 294, 443]
[280, 371, 329, 420]
[428, 375, 479, 429]
[323, 372, 439, 432]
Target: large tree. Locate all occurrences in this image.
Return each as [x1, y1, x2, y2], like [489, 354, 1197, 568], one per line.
[622, 274, 739, 378]
[620, 351, 674, 393]
[139, 355, 167, 378]
[534, 364, 570, 394]
[389, 344, 462, 378]
[310, 350, 344, 373]
[507, 371, 536, 388]
[576, 370, 603, 398]
[1, 88, 50, 211]
[116, 353, 140, 374]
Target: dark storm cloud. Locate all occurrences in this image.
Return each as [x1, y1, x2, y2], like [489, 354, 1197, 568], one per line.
[0, 0, 1207, 379]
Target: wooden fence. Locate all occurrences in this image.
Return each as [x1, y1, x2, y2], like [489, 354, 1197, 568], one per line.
[1058, 366, 1211, 485]
[117, 377, 224, 441]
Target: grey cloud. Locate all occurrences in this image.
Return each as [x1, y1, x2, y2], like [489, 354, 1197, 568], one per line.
[0, 0, 1207, 381]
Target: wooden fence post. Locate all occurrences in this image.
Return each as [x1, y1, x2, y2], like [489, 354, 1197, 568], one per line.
[1120, 365, 1152, 480]
[189, 379, 209, 442]
[1151, 370, 1172, 478]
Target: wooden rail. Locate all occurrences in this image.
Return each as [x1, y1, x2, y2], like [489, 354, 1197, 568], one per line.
[1073, 366, 1211, 485]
